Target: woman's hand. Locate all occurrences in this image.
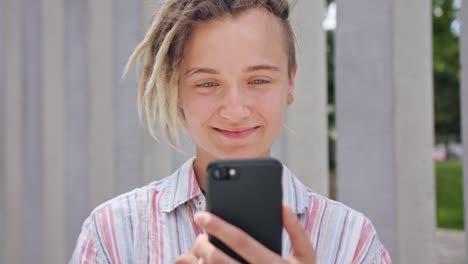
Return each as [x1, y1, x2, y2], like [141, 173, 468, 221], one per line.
[175, 206, 316, 264]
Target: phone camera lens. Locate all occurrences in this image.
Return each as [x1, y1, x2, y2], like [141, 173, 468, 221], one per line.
[213, 169, 221, 178]
[213, 168, 227, 180]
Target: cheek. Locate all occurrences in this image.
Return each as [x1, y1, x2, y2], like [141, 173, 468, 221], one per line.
[257, 91, 287, 126]
[181, 94, 215, 130]
[267, 105, 286, 128]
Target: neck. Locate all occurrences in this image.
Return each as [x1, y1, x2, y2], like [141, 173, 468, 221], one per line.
[193, 151, 213, 193]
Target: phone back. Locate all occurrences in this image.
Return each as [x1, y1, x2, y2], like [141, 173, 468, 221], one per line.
[206, 158, 283, 263]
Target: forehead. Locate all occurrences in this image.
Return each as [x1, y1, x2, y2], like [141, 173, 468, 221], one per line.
[182, 8, 288, 70]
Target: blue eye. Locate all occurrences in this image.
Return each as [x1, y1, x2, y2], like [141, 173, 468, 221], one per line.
[250, 79, 268, 85]
[196, 82, 217, 88]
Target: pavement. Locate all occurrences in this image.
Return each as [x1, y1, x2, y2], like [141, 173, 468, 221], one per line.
[437, 229, 466, 264]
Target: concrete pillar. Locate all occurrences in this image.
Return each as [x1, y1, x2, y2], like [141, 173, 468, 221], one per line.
[5, 0, 24, 263]
[64, 0, 90, 258]
[335, 0, 435, 263]
[89, 0, 115, 209]
[42, 0, 65, 262]
[287, 0, 328, 195]
[461, 0, 468, 260]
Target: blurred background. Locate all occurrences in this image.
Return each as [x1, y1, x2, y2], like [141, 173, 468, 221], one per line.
[1, 0, 467, 263]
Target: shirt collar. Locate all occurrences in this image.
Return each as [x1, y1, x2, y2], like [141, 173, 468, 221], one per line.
[161, 157, 202, 213]
[161, 157, 309, 214]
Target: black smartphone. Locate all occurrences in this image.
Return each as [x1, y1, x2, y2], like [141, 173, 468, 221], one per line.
[206, 158, 283, 263]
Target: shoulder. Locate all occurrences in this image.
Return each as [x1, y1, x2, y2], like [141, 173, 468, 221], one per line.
[284, 168, 370, 225]
[297, 183, 391, 263]
[84, 173, 176, 237]
[305, 189, 369, 226]
[89, 175, 172, 219]
[70, 175, 175, 263]
[301, 188, 371, 243]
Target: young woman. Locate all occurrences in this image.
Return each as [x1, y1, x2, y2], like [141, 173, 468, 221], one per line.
[71, 0, 391, 263]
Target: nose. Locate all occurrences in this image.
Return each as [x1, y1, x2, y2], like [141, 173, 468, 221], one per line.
[219, 85, 251, 122]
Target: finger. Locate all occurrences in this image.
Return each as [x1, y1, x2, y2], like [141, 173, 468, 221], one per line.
[194, 212, 281, 264]
[283, 205, 315, 258]
[175, 253, 198, 264]
[191, 234, 239, 264]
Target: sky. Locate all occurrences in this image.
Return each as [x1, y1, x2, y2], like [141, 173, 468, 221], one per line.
[322, 3, 336, 31]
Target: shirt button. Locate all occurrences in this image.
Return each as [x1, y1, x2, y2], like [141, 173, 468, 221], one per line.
[195, 198, 205, 211]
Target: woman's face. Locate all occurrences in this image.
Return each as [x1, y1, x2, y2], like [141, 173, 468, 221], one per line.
[178, 8, 296, 160]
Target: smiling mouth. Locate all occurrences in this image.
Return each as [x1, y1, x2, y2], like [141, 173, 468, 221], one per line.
[213, 126, 260, 139]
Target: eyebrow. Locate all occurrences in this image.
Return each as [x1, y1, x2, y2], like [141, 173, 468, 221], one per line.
[185, 64, 280, 77]
[186, 67, 219, 77]
[245, 64, 280, 72]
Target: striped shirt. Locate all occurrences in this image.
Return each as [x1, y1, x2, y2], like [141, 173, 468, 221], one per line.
[70, 158, 391, 263]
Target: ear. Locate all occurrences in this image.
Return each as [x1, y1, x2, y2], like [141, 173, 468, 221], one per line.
[288, 64, 298, 95]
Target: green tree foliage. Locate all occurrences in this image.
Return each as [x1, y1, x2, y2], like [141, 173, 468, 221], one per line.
[433, 0, 461, 142]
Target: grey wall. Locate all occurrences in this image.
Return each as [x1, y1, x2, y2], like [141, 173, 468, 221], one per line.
[42, 0, 65, 262]
[112, 0, 145, 195]
[63, 0, 90, 259]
